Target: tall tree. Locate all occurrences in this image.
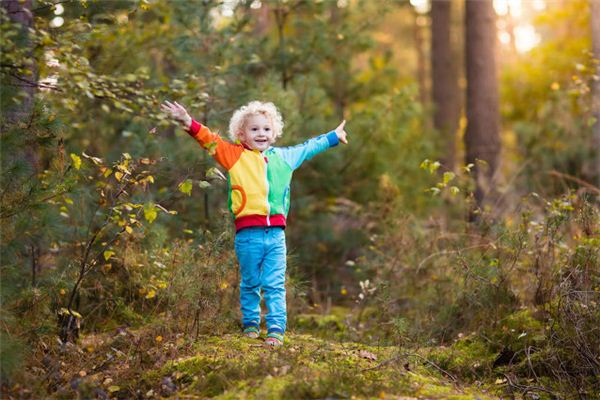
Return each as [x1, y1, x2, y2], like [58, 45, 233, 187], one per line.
[1, 0, 35, 124]
[464, 0, 500, 208]
[413, 9, 428, 106]
[591, 0, 600, 186]
[431, 0, 460, 171]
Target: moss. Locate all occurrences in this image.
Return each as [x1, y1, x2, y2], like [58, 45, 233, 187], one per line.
[134, 332, 499, 399]
[426, 334, 497, 380]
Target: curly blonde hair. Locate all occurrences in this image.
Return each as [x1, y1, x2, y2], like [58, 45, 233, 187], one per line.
[228, 101, 284, 142]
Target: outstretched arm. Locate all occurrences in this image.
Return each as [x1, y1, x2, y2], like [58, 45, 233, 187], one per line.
[277, 120, 349, 170]
[161, 100, 192, 129]
[335, 120, 348, 145]
[160, 100, 242, 170]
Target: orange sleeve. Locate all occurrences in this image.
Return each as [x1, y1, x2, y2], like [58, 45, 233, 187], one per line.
[187, 119, 243, 170]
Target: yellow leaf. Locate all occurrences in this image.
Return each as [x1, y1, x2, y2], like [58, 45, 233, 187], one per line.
[340, 287, 347, 295]
[144, 203, 157, 224]
[125, 226, 133, 234]
[115, 171, 124, 181]
[155, 335, 163, 343]
[178, 179, 193, 196]
[103, 250, 115, 261]
[59, 288, 66, 296]
[145, 289, 156, 299]
[70, 153, 82, 170]
[156, 281, 167, 289]
[108, 385, 120, 393]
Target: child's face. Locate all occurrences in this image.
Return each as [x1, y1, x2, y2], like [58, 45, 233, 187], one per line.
[239, 114, 275, 152]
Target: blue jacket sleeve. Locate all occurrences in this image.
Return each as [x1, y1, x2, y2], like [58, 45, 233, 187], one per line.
[276, 131, 339, 170]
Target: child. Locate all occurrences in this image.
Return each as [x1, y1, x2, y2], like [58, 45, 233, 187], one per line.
[161, 100, 348, 346]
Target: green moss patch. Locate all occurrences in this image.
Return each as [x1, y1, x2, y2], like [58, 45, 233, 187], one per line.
[138, 333, 500, 399]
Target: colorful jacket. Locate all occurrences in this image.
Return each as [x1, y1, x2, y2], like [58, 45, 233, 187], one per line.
[187, 120, 339, 231]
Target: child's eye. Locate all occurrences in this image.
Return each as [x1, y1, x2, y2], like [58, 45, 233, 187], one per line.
[251, 128, 258, 131]
[265, 127, 271, 131]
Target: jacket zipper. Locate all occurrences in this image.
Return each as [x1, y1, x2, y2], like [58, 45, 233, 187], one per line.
[264, 154, 271, 226]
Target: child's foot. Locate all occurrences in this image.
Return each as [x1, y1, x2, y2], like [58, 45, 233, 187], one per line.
[242, 326, 260, 339]
[264, 332, 284, 347]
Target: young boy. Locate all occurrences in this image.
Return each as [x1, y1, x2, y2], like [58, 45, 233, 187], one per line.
[161, 100, 348, 346]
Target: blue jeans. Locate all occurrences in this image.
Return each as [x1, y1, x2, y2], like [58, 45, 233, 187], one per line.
[234, 226, 287, 334]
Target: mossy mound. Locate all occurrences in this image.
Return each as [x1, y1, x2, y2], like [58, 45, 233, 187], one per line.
[139, 333, 500, 399]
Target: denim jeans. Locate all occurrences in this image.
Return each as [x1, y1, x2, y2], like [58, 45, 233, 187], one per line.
[234, 226, 286, 334]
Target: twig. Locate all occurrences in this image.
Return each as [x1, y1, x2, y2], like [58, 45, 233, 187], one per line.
[416, 243, 491, 272]
[7, 73, 63, 91]
[547, 170, 600, 194]
[362, 352, 457, 383]
[502, 373, 557, 397]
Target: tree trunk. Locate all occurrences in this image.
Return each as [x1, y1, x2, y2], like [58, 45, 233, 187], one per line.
[330, 2, 345, 121]
[431, 0, 460, 171]
[1, 0, 36, 125]
[464, 0, 501, 209]
[414, 11, 428, 106]
[253, 3, 271, 36]
[590, 0, 600, 186]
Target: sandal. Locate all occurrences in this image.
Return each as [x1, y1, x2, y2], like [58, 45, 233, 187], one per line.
[264, 332, 284, 347]
[242, 326, 260, 339]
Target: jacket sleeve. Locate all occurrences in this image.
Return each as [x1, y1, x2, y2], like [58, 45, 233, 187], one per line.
[277, 131, 339, 170]
[187, 119, 243, 170]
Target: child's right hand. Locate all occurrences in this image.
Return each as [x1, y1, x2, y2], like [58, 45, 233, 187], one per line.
[161, 100, 192, 128]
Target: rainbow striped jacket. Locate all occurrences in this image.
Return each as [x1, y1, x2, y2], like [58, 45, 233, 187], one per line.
[187, 120, 339, 231]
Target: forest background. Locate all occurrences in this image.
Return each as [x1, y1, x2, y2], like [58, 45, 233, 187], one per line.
[1, 0, 598, 398]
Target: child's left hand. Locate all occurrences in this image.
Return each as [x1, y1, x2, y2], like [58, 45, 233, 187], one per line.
[335, 120, 348, 144]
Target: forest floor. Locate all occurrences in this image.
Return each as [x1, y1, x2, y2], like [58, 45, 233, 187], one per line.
[9, 309, 505, 399]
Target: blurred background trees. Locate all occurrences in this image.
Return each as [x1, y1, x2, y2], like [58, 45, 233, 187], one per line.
[1, 0, 598, 397]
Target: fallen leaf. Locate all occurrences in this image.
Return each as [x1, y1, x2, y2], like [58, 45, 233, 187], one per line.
[358, 350, 377, 361]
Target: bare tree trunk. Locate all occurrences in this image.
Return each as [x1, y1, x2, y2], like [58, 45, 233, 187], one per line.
[431, 0, 460, 171]
[464, 0, 501, 210]
[253, 3, 271, 36]
[330, 2, 345, 121]
[274, 6, 289, 89]
[1, 0, 36, 125]
[590, 0, 600, 186]
[414, 11, 428, 106]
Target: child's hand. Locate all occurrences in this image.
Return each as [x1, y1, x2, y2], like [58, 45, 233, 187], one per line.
[160, 100, 192, 128]
[335, 120, 348, 144]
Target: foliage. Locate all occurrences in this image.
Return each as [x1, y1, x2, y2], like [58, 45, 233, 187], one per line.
[0, 0, 597, 398]
[501, 0, 598, 193]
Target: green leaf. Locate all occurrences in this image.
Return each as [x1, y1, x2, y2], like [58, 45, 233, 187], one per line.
[442, 172, 455, 185]
[198, 180, 211, 189]
[178, 179, 193, 196]
[588, 117, 597, 127]
[144, 203, 158, 224]
[70, 153, 82, 170]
